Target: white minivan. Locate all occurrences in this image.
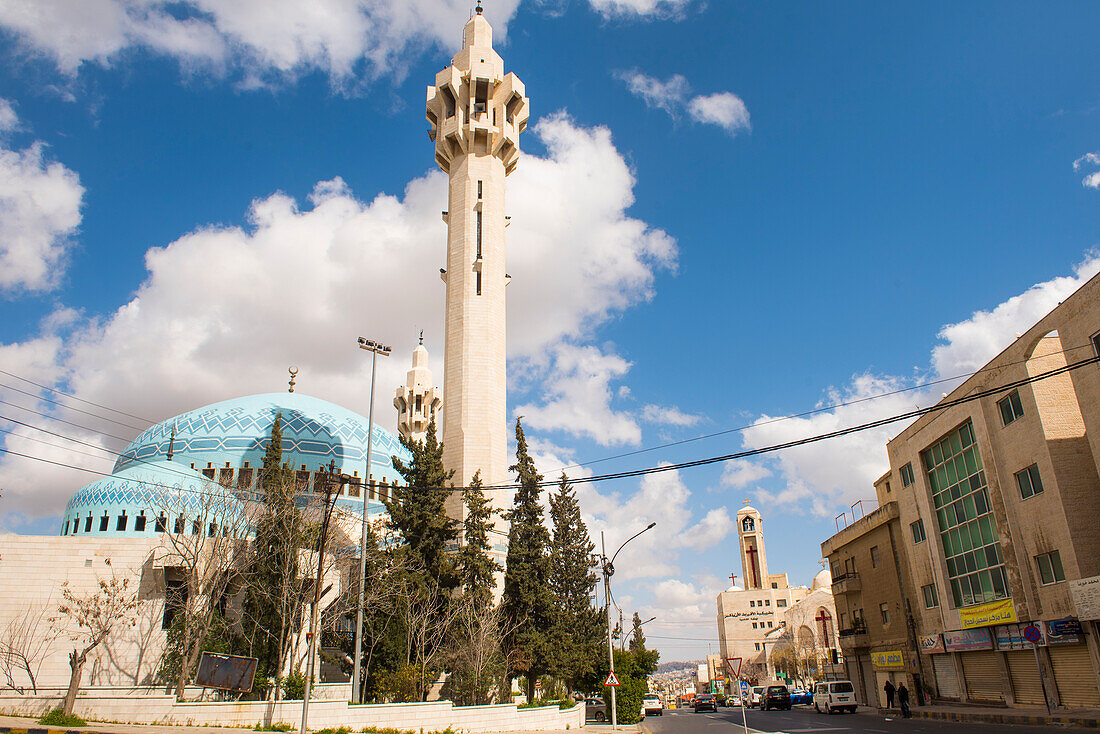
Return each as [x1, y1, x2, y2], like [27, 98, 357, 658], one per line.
[749, 686, 766, 707]
[642, 694, 663, 717]
[813, 681, 857, 714]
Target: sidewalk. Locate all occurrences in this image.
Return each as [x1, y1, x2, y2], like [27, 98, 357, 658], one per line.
[866, 703, 1100, 728]
[0, 715, 609, 734]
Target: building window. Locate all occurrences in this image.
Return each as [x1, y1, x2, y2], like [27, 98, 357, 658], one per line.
[839, 612, 847, 628]
[191, 519, 201, 535]
[1036, 551, 1065, 585]
[135, 512, 146, 532]
[777, 599, 787, 608]
[84, 516, 92, 532]
[768, 621, 773, 627]
[900, 463, 915, 487]
[911, 519, 926, 544]
[771, 582, 778, 589]
[63, 520, 69, 535]
[922, 421, 1008, 608]
[752, 622, 758, 629]
[156, 514, 167, 533]
[99, 514, 109, 532]
[116, 512, 127, 531]
[163, 575, 187, 630]
[755, 643, 761, 651]
[742, 517, 755, 532]
[880, 603, 890, 624]
[844, 557, 856, 575]
[750, 600, 755, 607]
[922, 583, 939, 608]
[765, 599, 771, 606]
[870, 545, 881, 568]
[477, 179, 483, 199]
[476, 209, 482, 258]
[174, 516, 185, 534]
[1015, 464, 1044, 499]
[1093, 331, 1100, 359]
[998, 390, 1024, 426]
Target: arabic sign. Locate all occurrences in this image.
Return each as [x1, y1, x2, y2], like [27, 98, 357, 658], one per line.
[1046, 618, 1084, 646]
[918, 634, 945, 654]
[1069, 576, 1100, 620]
[944, 627, 993, 652]
[723, 609, 774, 619]
[995, 623, 1042, 650]
[870, 650, 905, 669]
[958, 598, 1017, 629]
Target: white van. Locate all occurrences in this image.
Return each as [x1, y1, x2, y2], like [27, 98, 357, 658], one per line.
[642, 694, 663, 716]
[813, 681, 857, 714]
[749, 686, 766, 707]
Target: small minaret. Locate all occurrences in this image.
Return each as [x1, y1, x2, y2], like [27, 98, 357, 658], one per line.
[737, 505, 770, 589]
[394, 333, 442, 444]
[427, 8, 528, 501]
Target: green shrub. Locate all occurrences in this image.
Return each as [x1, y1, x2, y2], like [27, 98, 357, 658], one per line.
[39, 709, 88, 727]
[313, 727, 351, 734]
[253, 722, 294, 731]
[361, 728, 415, 734]
[280, 669, 312, 700]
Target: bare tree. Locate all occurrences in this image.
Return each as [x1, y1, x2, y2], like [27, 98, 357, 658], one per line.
[57, 566, 141, 715]
[445, 598, 519, 706]
[398, 566, 461, 702]
[153, 476, 255, 697]
[0, 599, 61, 693]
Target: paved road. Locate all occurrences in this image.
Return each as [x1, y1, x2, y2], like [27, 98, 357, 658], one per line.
[640, 705, 1092, 734]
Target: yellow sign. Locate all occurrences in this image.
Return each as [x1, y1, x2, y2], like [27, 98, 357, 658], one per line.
[870, 650, 905, 669]
[959, 598, 1017, 629]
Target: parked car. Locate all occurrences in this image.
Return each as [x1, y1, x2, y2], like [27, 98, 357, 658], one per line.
[642, 694, 663, 716]
[728, 695, 742, 707]
[761, 684, 792, 711]
[789, 688, 812, 706]
[585, 697, 608, 722]
[693, 694, 718, 713]
[813, 680, 858, 714]
[749, 686, 766, 707]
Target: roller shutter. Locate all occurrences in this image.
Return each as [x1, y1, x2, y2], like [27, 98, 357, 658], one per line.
[932, 654, 961, 699]
[861, 657, 877, 706]
[1005, 650, 1044, 706]
[1049, 645, 1100, 707]
[962, 651, 1004, 703]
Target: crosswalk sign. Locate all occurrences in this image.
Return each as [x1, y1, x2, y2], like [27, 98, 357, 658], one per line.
[605, 671, 621, 687]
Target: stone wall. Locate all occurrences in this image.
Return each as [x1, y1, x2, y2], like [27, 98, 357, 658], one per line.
[0, 688, 585, 732]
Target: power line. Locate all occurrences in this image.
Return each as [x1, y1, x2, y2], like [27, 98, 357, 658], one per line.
[0, 368, 155, 423]
[0, 398, 133, 443]
[0, 381, 145, 430]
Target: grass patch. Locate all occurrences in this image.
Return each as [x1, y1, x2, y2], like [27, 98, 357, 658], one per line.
[253, 723, 295, 732]
[518, 698, 574, 710]
[39, 709, 88, 727]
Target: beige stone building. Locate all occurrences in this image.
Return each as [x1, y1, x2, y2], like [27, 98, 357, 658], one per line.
[821, 485, 923, 708]
[393, 335, 441, 444]
[716, 505, 810, 683]
[868, 270, 1100, 709]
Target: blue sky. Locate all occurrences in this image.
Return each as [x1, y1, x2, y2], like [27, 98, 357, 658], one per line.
[0, 0, 1098, 660]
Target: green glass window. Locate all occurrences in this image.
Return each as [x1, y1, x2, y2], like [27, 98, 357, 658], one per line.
[922, 584, 939, 609]
[911, 519, 926, 544]
[1036, 551, 1065, 585]
[998, 390, 1024, 426]
[900, 462, 915, 487]
[1015, 464, 1044, 499]
[922, 422, 1009, 608]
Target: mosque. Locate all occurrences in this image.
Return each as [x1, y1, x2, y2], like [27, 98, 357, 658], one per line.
[0, 5, 527, 694]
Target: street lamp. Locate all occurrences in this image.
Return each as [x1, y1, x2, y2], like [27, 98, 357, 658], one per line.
[601, 522, 656, 730]
[351, 336, 390, 704]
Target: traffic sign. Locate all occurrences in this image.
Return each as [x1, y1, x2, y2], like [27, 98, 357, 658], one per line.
[605, 671, 621, 687]
[1023, 624, 1043, 643]
[740, 680, 749, 696]
[725, 657, 742, 678]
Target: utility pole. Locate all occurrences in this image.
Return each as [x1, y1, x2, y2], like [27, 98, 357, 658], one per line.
[601, 532, 619, 731]
[299, 462, 343, 734]
[352, 337, 389, 703]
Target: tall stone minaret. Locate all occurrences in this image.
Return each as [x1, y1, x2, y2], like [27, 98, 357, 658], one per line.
[394, 333, 441, 444]
[737, 505, 769, 589]
[426, 7, 529, 523]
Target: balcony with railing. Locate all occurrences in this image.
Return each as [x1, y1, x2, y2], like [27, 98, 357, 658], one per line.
[832, 571, 862, 595]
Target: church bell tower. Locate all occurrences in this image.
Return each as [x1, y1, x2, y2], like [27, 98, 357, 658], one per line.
[426, 7, 529, 544]
[737, 505, 769, 589]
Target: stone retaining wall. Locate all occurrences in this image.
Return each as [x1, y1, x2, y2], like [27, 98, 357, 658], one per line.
[0, 689, 585, 732]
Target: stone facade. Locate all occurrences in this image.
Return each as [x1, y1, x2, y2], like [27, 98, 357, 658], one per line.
[393, 339, 441, 444]
[874, 270, 1100, 709]
[821, 493, 922, 708]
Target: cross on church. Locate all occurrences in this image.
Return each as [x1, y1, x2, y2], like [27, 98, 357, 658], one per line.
[745, 544, 760, 588]
[729, 573, 738, 587]
[815, 609, 833, 640]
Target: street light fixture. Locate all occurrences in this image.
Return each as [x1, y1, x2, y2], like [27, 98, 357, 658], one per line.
[351, 336, 390, 704]
[601, 522, 656, 730]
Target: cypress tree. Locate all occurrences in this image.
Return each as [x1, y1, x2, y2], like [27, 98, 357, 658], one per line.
[456, 470, 501, 610]
[628, 611, 646, 652]
[547, 472, 602, 691]
[501, 418, 553, 701]
[387, 417, 459, 588]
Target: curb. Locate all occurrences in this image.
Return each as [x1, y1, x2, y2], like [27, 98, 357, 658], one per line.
[0, 729, 101, 734]
[909, 710, 1100, 728]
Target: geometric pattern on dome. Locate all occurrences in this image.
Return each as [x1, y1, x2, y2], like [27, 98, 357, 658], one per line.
[114, 393, 409, 474]
[64, 463, 222, 519]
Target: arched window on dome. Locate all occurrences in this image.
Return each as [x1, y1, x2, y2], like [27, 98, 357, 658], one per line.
[742, 517, 755, 532]
[135, 511, 147, 532]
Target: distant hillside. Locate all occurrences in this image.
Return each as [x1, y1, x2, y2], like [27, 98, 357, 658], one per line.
[655, 660, 702, 673]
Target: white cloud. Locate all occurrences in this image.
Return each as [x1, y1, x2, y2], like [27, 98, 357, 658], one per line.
[514, 344, 641, 447]
[738, 252, 1100, 517]
[0, 98, 17, 132]
[588, 0, 692, 18]
[616, 70, 689, 114]
[680, 506, 733, 551]
[0, 0, 522, 85]
[0, 114, 84, 293]
[1084, 172, 1100, 190]
[687, 92, 751, 136]
[642, 403, 701, 427]
[1075, 153, 1100, 189]
[720, 458, 772, 488]
[0, 113, 676, 518]
[618, 71, 750, 137]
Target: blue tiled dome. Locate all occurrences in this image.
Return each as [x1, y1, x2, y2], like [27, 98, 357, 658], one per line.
[114, 392, 410, 485]
[63, 460, 240, 537]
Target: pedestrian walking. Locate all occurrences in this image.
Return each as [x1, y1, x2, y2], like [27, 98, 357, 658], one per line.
[898, 683, 911, 718]
[884, 680, 896, 709]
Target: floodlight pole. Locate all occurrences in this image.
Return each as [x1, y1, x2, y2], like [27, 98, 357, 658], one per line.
[352, 337, 390, 704]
